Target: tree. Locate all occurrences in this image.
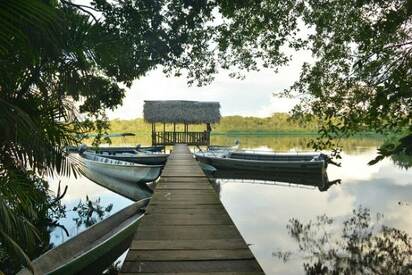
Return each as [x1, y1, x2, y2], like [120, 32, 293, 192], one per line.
[0, 0, 214, 270]
[166, 0, 412, 162]
[1, 0, 410, 270]
[228, 0, 411, 162]
[287, 0, 412, 163]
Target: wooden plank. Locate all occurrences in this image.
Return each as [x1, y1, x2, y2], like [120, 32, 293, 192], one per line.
[134, 225, 239, 240]
[121, 260, 262, 273]
[150, 198, 219, 204]
[158, 177, 211, 183]
[153, 189, 217, 195]
[156, 185, 213, 190]
[161, 173, 208, 178]
[141, 214, 232, 226]
[145, 204, 224, 209]
[149, 201, 221, 206]
[120, 144, 263, 274]
[146, 208, 227, 215]
[122, 272, 264, 275]
[161, 168, 205, 174]
[125, 249, 254, 261]
[151, 194, 218, 201]
[129, 239, 249, 250]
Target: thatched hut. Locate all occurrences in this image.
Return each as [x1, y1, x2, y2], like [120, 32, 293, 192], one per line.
[143, 100, 221, 146]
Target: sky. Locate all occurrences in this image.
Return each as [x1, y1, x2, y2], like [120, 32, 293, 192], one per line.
[107, 50, 313, 120]
[72, 0, 314, 120]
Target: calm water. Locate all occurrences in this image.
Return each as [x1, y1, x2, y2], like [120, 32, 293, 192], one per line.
[48, 135, 412, 274]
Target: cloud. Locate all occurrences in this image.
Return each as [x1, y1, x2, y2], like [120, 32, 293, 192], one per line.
[106, 50, 312, 119]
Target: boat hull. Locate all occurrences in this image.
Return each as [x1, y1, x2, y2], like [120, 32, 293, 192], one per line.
[195, 154, 326, 174]
[18, 199, 150, 275]
[80, 152, 163, 184]
[78, 162, 153, 201]
[95, 153, 168, 165]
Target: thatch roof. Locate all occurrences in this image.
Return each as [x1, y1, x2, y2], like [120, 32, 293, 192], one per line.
[143, 100, 221, 124]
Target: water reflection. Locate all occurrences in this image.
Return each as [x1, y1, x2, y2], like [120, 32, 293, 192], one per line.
[45, 135, 410, 275]
[207, 169, 341, 192]
[48, 174, 133, 247]
[274, 206, 412, 274]
[72, 196, 113, 228]
[214, 147, 412, 274]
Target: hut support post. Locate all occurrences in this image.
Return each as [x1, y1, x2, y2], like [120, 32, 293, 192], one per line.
[163, 123, 166, 144]
[184, 123, 187, 143]
[173, 123, 176, 144]
[151, 123, 156, 145]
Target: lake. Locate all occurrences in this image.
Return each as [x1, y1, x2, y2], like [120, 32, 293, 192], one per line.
[48, 134, 412, 274]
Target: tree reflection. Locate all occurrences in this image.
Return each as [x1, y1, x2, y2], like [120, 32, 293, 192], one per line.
[72, 196, 113, 228]
[391, 152, 412, 170]
[275, 207, 412, 274]
[0, 180, 66, 274]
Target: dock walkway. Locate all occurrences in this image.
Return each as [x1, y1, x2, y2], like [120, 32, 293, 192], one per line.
[120, 144, 263, 274]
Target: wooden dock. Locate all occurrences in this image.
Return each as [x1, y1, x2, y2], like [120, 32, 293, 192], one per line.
[120, 144, 264, 274]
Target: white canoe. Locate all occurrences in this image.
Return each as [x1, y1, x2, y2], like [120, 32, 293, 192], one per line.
[77, 156, 153, 201]
[90, 150, 169, 165]
[79, 152, 162, 185]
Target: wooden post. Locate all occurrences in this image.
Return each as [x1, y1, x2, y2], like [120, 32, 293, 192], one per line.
[151, 123, 155, 145]
[173, 122, 176, 144]
[184, 123, 187, 143]
[206, 123, 211, 146]
[163, 122, 166, 144]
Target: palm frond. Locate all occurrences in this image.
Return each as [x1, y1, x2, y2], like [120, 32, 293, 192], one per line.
[0, 0, 59, 56]
[0, 229, 34, 272]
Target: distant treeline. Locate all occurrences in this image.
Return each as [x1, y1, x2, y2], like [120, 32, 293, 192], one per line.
[108, 113, 320, 134]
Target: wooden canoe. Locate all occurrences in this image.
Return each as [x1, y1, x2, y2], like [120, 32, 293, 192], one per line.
[17, 199, 150, 275]
[195, 151, 327, 174]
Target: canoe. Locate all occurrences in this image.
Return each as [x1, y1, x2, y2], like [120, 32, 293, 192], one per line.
[90, 150, 169, 165]
[91, 145, 165, 153]
[79, 152, 163, 184]
[77, 155, 153, 201]
[205, 168, 339, 192]
[17, 198, 150, 275]
[195, 150, 328, 174]
[208, 141, 240, 151]
[66, 145, 165, 153]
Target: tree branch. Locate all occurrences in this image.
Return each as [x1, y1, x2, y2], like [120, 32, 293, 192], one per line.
[60, 0, 99, 22]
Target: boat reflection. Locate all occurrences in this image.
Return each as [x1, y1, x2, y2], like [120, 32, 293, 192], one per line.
[77, 161, 153, 201]
[206, 169, 341, 192]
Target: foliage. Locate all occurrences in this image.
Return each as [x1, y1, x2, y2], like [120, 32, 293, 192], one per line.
[108, 113, 320, 134]
[0, 0, 213, 268]
[0, 175, 66, 274]
[193, 0, 411, 162]
[275, 207, 412, 274]
[286, 0, 412, 162]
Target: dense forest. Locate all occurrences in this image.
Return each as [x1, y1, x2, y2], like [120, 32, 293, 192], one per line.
[108, 113, 320, 134]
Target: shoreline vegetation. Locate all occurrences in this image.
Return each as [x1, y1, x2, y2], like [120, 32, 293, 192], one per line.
[105, 114, 382, 138]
